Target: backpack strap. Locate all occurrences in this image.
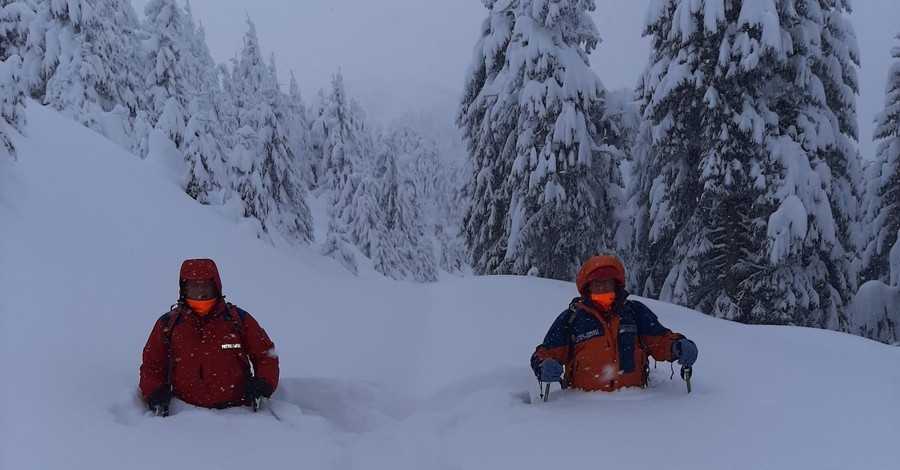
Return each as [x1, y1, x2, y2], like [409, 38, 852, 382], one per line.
[564, 297, 581, 363]
[161, 306, 182, 392]
[621, 300, 650, 387]
[561, 297, 582, 389]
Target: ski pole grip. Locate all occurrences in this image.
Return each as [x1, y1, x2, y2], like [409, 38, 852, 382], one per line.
[681, 366, 693, 393]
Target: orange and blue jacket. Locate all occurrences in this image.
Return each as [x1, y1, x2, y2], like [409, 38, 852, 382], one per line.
[531, 292, 683, 392]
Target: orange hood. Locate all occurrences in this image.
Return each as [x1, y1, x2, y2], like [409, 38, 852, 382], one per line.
[575, 256, 625, 296]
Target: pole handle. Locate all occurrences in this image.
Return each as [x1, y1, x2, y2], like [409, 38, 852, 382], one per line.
[681, 366, 693, 393]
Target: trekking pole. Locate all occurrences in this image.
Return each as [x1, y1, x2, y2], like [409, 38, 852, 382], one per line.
[537, 379, 551, 403]
[680, 366, 692, 393]
[261, 398, 283, 421]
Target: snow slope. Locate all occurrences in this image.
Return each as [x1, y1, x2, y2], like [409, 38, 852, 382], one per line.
[1, 103, 898, 469]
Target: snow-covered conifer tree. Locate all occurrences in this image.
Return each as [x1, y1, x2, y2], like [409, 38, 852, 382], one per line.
[374, 127, 440, 282]
[228, 21, 312, 245]
[631, 0, 860, 330]
[859, 32, 900, 287]
[179, 9, 229, 204]
[459, 0, 623, 280]
[0, 54, 24, 160]
[457, 1, 516, 276]
[22, 0, 83, 100]
[1, 0, 34, 60]
[18, 0, 145, 147]
[815, 0, 863, 296]
[41, 0, 144, 136]
[393, 125, 466, 277]
[287, 71, 314, 191]
[431, 159, 469, 274]
[311, 73, 377, 268]
[142, 0, 188, 128]
[851, 39, 900, 344]
[0, 0, 30, 159]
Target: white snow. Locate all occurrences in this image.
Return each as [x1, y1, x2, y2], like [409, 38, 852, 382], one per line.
[2, 103, 899, 469]
[768, 194, 809, 263]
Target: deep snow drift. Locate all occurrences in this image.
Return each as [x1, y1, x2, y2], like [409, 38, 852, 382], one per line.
[1, 104, 898, 469]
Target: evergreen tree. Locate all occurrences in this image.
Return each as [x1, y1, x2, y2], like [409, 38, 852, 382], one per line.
[43, 0, 144, 135]
[18, 0, 144, 148]
[374, 127, 440, 282]
[459, 0, 623, 280]
[603, 87, 641, 267]
[311, 73, 376, 267]
[142, 0, 188, 127]
[457, 1, 517, 275]
[1, 0, 34, 60]
[0, 54, 24, 160]
[287, 71, 315, 191]
[432, 159, 469, 274]
[390, 125, 466, 277]
[815, 0, 862, 299]
[228, 20, 312, 245]
[306, 88, 328, 190]
[97, 0, 144, 118]
[860, 31, 900, 286]
[0, 1, 30, 159]
[22, 0, 83, 100]
[631, 0, 860, 330]
[180, 8, 229, 204]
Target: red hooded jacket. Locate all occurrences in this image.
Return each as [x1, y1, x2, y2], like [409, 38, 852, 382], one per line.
[139, 259, 279, 408]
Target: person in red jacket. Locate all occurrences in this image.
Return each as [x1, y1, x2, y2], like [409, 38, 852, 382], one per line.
[140, 259, 279, 415]
[531, 255, 697, 392]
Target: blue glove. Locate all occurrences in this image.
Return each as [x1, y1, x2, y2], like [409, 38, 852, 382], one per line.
[539, 359, 563, 382]
[673, 338, 698, 367]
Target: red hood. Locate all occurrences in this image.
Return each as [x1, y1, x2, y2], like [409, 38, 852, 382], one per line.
[179, 258, 223, 299]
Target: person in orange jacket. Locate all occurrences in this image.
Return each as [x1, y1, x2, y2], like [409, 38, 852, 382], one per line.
[531, 255, 697, 392]
[140, 259, 279, 415]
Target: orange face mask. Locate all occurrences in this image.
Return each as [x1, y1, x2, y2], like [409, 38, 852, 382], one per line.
[589, 292, 616, 310]
[186, 298, 218, 316]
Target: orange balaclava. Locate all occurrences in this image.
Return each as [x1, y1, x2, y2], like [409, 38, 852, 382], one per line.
[186, 296, 217, 316]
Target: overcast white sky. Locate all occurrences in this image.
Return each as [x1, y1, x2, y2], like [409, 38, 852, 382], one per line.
[141, 0, 898, 159]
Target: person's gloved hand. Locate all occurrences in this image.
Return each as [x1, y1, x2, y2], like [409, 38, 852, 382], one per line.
[245, 376, 274, 401]
[147, 385, 172, 413]
[672, 338, 698, 367]
[539, 359, 564, 382]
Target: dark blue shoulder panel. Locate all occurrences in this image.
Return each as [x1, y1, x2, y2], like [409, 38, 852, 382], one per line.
[541, 309, 576, 350]
[622, 300, 671, 337]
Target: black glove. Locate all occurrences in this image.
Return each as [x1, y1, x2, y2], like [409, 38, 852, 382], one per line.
[147, 385, 172, 413]
[245, 376, 274, 401]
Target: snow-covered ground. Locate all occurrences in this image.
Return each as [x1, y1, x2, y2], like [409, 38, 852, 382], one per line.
[1, 104, 898, 469]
